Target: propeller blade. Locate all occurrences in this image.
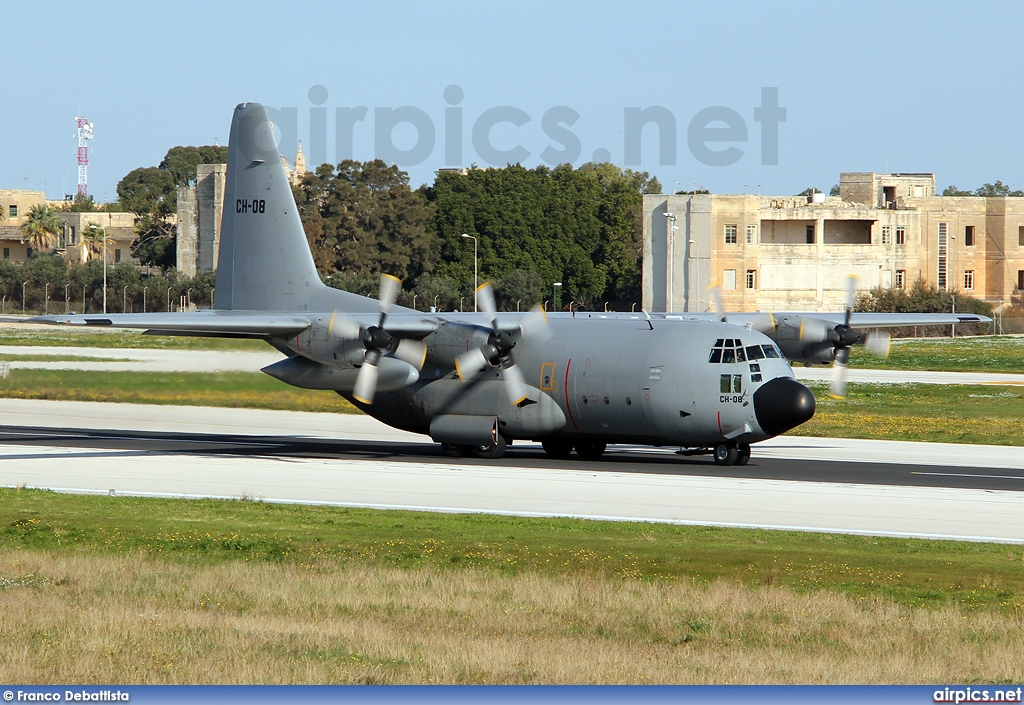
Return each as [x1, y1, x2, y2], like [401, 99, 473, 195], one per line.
[378, 274, 401, 315]
[864, 330, 891, 358]
[328, 311, 361, 340]
[798, 317, 832, 343]
[454, 347, 489, 381]
[501, 362, 529, 405]
[706, 281, 725, 321]
[393, 338, 428, 370]
[829, 360, 848, 400]
[477, 282, 497, 317]
[843, 274, 857, 327]
[519, 305, 550, 342]
[352, 362, 380, 405]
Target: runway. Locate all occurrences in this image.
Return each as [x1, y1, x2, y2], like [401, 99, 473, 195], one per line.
[0, 399, 1021, 544]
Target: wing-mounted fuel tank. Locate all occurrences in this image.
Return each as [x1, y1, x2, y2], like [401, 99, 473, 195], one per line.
[414, 377, 565, 439]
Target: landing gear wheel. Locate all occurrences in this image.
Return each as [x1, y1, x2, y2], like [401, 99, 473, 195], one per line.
[542, 438, 574, 460]
[736, 443, 751, 466]
[713, 442, 738, 466]
[442, 443, 472, 458]
[574, 441, 607, 460]
[474, 434, 508, 459]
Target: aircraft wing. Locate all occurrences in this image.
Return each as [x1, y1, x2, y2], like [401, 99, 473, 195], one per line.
[25, 310, 438, 338]
[740, 312, 991, 327]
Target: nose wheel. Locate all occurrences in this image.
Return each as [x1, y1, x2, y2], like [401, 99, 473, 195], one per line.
[713, 442, 750, 466]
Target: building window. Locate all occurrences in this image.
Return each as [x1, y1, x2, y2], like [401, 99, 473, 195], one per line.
[69, 226, 76, 245]
[746, 224, 757, 244]
[1019, 226, 1024, 247]
[2, 248, 8, 260]
[115, 249, 122, 263]
[964, 270, 974, 290]
[881, 225, 891, 245]
[1018, 270, 1024, 290]
[746, 270, 757, 289]
[805, 224, 815, 244]
[965, 225, 975, 247]
[8, 205, 17, 218]
[723, 269, 737, 290]
[895, 225, 906, 245]
[724, 224, 737, 244]
[896, 270, 906, 290]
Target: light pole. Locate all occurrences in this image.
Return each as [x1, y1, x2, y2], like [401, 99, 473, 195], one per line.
[167, 287, 172, 312]
[516, 300, 521, 312]
[412, 294, 418, 311]
[186, 288, 193, 310]
[22, 281, 28, 315]
[123, 286, 128, 312]
[44, 283, 49, 314]
[460, 296, 466, 311]
[553, 282, 562, 312]
[143, 286, 147, 313]
[211, 288, 215, 309]
[102, 230, 107, 314]
[461, 233, 477, 311]
[433, 294, 439, 311]
[664, 212, 676, 311]
[65, 283, 69, 313]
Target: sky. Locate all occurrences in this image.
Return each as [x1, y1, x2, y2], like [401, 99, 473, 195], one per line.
[1, 0, 1022, 201]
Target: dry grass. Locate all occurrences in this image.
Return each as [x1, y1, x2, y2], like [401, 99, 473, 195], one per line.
[1, 550, 1021, 684]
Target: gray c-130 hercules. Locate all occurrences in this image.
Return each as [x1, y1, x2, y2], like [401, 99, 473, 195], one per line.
[29, 103, 990, 464]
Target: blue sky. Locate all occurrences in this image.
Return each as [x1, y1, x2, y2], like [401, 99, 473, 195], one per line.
[2, 0, 1021, 201]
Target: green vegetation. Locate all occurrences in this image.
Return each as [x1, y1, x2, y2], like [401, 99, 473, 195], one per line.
[0, 354, 133, 362]
[0, 326, 264, 350]
[795, 382, 1024, 445]
[2, 488, 1022, 612]
[848, 336, 1024, 373]
[0, 369, 356, 412]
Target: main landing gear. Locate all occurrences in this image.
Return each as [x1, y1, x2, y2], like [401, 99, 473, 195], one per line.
[442, 434, 508, 459]
[541, 439, 607, 460]
[713, 442, 750, 466]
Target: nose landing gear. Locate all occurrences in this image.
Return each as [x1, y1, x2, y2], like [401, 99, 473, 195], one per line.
[713, 442, 750, 466]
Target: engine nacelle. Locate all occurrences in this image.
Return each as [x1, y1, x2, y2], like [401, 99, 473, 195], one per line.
[772, 316, 837, 364]
[262, 355, 419, 391]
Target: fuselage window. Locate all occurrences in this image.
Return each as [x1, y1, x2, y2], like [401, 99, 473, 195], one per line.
[762, 345, 780, 359]
[733, 375, 743, 393]
[720, 374, 731, 393]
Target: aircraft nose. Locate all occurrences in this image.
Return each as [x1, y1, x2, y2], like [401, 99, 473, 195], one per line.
[753, 377, 816, 436]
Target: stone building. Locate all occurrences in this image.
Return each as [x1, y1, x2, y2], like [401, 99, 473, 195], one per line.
[642, 172, 1024, 313]
[176, 144, 305, 276]
[0, 189, 135, 263]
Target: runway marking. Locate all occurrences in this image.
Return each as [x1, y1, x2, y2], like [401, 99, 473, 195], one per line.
[912, 471, 1024, 481]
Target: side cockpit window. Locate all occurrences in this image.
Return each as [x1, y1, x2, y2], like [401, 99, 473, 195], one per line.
[762, 344, 780, 359]
[709, 338, 760, 364]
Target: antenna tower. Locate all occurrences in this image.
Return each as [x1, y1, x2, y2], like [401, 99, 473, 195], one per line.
[75, 117, 94, 198]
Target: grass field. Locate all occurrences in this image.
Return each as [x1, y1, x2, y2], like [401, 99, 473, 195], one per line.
[849, 335, 1024, 373]
[1, 489, 1022, 683]
[0, 325, 264, 351]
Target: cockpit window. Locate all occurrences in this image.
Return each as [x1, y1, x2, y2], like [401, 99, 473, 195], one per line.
[710, 338, 763, 364]
[735, 347, 746, 363]
[762, 344, 780, 359]
[745, 345, 765, 360]
[708, 348, 722, 363]
[722, 348, 736, 364]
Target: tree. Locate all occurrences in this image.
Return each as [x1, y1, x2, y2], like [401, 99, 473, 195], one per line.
[942, 185, 973, 196]
[974, 181, 1024, 197]
[116, 167, 176, 218]
[131, 218, 176, 270]
[796, 187, 820, 196]
[159, 145, 228, 188]
[20, 203, 62, 251]
[81, 223, 111, 263]
[294, 159, 437, 284]
[829, 184, 840, 197]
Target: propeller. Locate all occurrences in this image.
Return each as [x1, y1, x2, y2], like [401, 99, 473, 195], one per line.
[454, 282, 541, 405]
[330, 274, 427, 405]
[706, 281, 775, 333]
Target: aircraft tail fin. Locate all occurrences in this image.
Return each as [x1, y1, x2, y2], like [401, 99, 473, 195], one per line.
[216, 102, 351, 312]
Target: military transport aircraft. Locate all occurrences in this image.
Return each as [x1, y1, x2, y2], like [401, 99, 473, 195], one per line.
[28, 103, 990, 465]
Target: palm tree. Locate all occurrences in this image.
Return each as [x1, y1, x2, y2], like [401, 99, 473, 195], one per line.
[81, 223, 111, 262]
[20, 203, 62, 251]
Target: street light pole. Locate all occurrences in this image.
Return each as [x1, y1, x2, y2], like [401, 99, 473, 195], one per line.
[143, 286, 147, 313]
[412, 294, 418, 311]
[22, 281, 28, 315]
[44, 283, 49, 314]
[461, 233, 477, 311]
[123, 286, 128, 312]
[102, 231, 107, 314]
[689, 238, 699, 312]
[433, 294, 439, 312]
[553, 282, 562, 312]
[65, 283, 69, 313]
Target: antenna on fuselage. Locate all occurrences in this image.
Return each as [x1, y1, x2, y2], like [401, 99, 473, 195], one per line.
[642, 309, 654, 330]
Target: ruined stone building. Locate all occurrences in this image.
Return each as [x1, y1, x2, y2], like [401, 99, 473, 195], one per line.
[643, 172, 1024, 313]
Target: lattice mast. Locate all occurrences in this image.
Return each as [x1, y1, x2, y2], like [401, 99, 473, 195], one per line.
[75, 117, 94, 197]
